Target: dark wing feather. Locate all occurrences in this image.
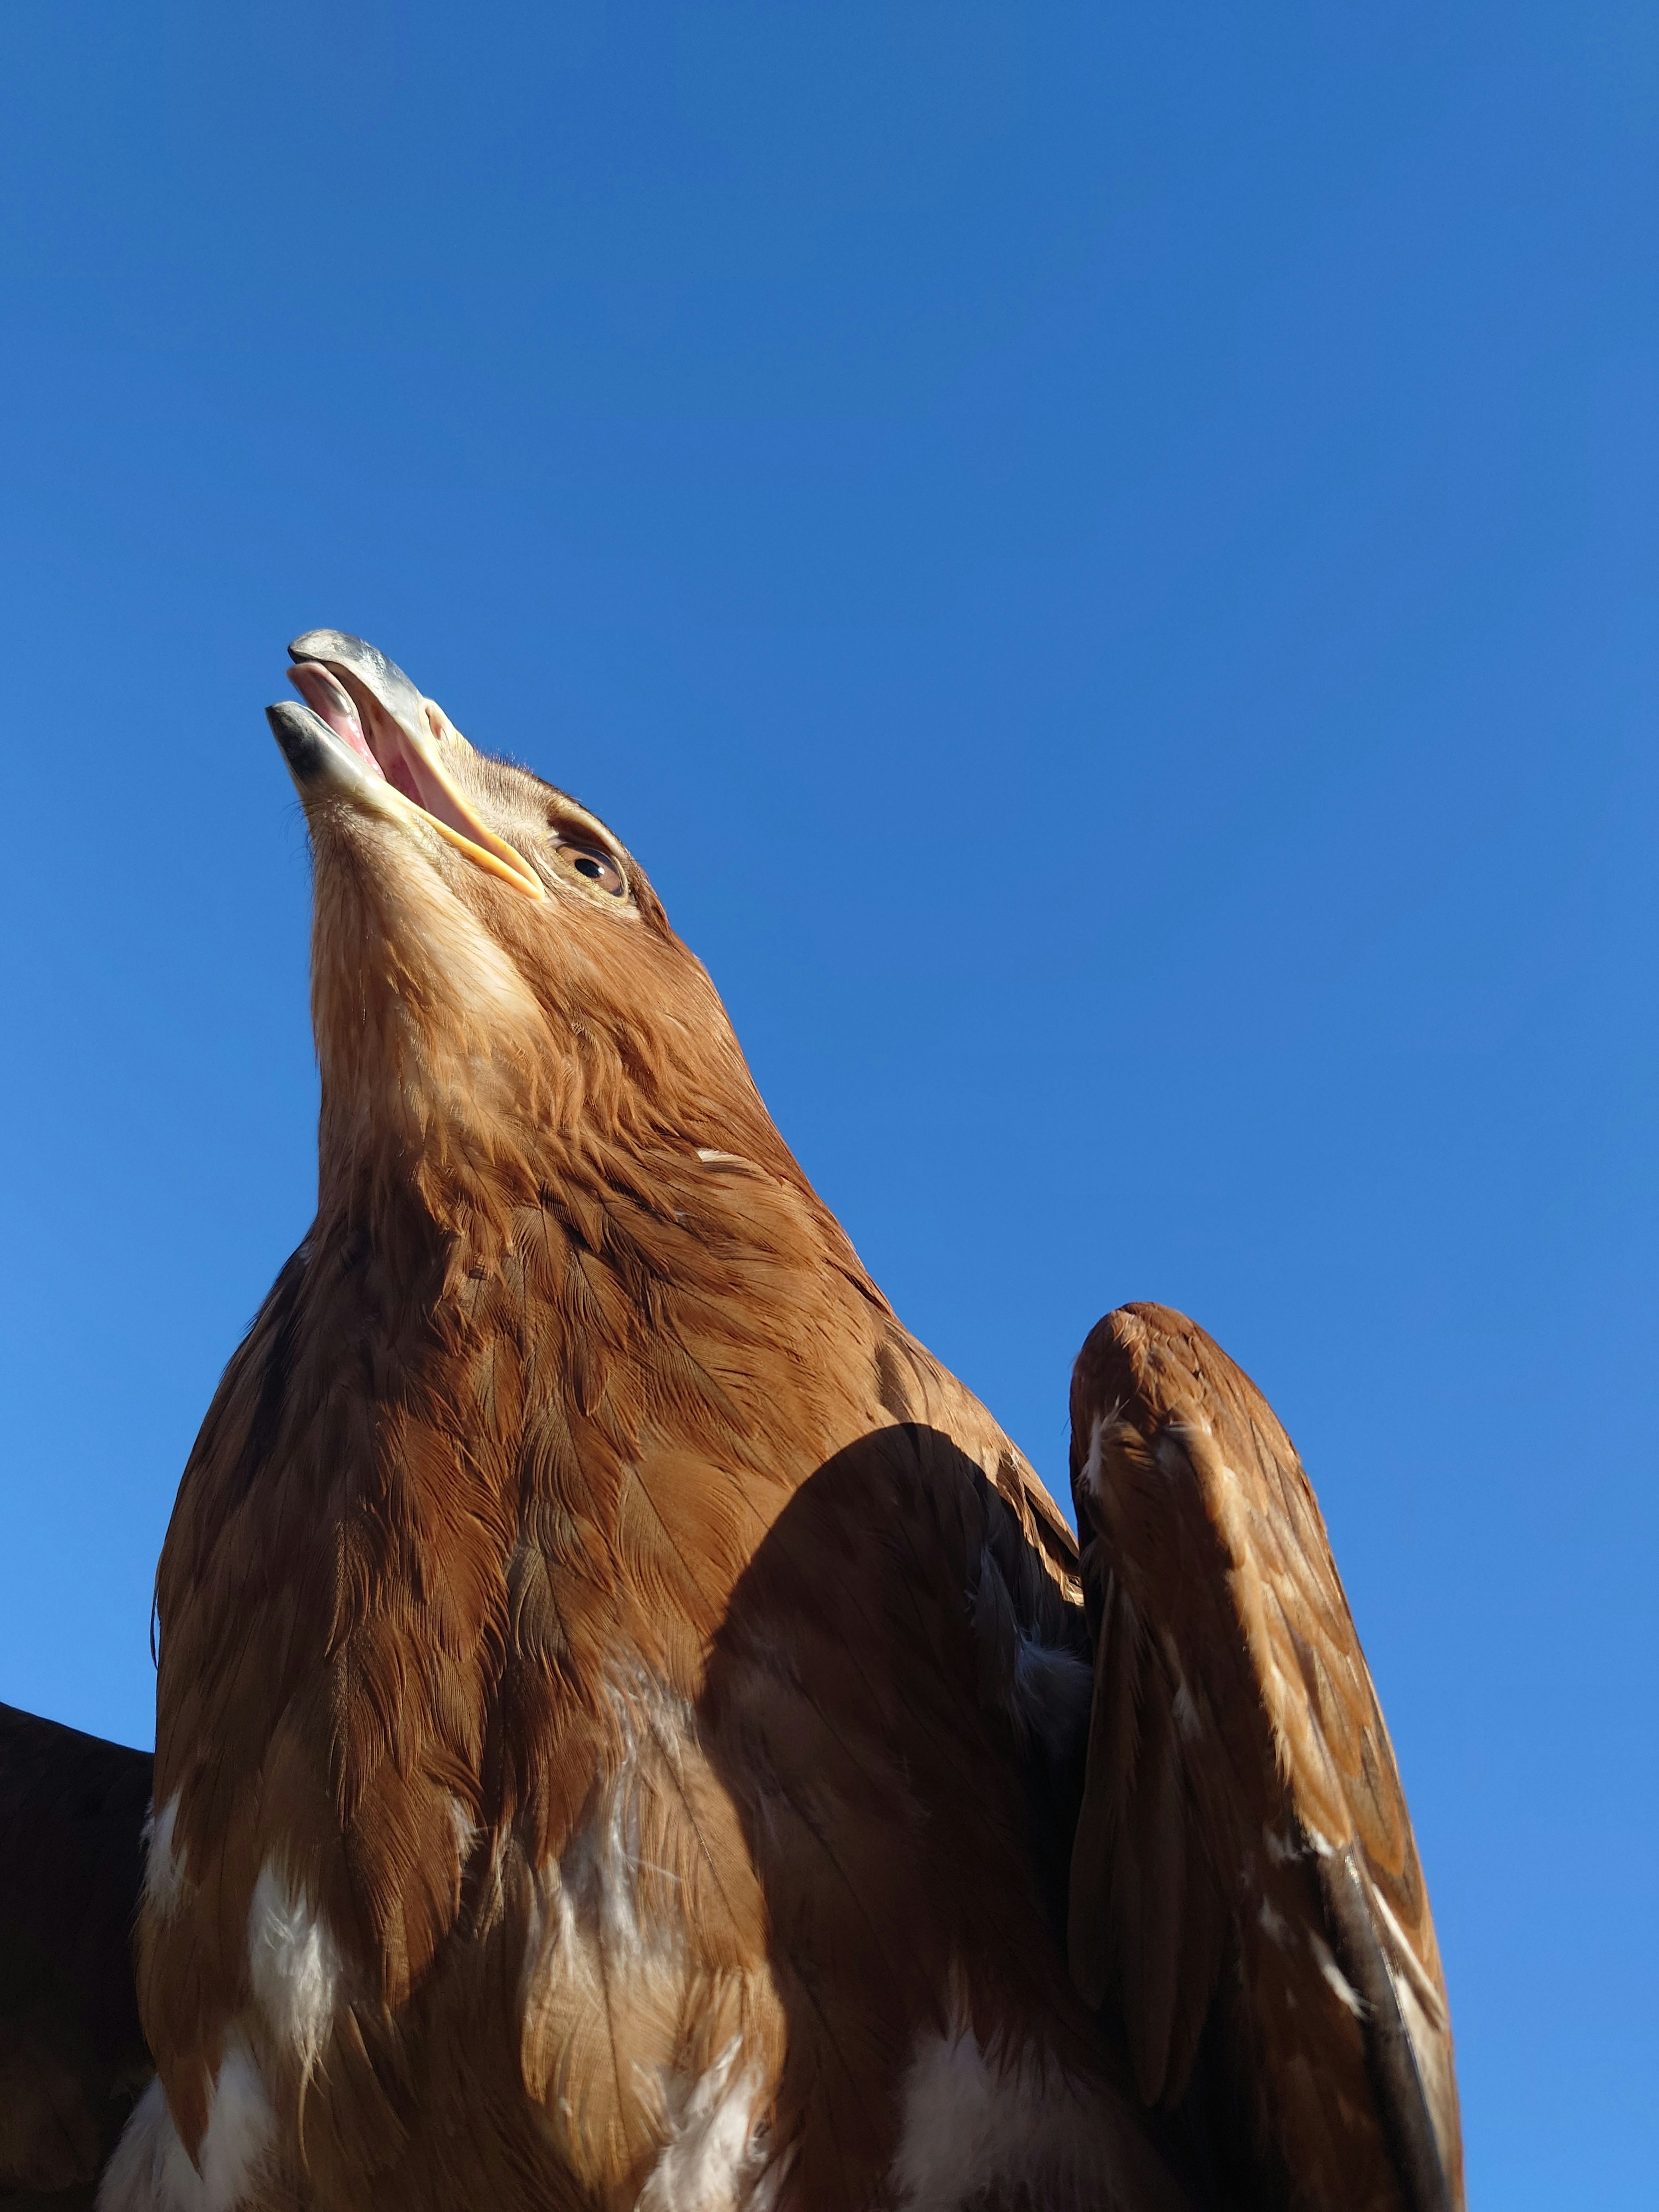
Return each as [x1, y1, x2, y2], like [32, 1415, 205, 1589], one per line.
[0, 1704, 153, 2206]
[1067, 1303, 1463, 2212]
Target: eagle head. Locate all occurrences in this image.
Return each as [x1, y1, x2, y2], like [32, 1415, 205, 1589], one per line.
[268, 630, 783, 1241]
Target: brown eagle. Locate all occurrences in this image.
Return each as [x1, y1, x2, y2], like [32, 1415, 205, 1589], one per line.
[3, 632, 1462, 2212]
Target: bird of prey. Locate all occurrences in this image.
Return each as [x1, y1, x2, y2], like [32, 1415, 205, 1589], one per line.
[12, 632, 1462, 2211]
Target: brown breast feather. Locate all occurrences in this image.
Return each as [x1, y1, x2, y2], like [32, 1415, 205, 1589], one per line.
[141, 1129, 1126, 2210]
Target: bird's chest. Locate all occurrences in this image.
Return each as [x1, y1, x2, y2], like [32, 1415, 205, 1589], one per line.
[502, 1644, 1104, 2212]
[150, 1354, 1102, 2208]
[139, 1623, 1135, 2212]
[480, 1437, 1095, 2206]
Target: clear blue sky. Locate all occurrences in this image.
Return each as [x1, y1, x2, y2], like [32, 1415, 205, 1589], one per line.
[0, 6, 1652, 2202]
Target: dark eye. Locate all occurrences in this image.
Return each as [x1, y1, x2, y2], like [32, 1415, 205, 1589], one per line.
[551, 836, 627, 899]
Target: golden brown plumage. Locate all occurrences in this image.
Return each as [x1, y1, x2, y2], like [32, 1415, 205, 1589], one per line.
[1069, 1306, 1462, 2212]
[78, 632, 1461, 2212]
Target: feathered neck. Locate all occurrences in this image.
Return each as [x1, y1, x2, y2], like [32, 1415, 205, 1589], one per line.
[306, 836, 845, 1306]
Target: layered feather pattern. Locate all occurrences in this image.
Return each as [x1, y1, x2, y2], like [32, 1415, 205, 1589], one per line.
[66, 636, 1463, 2212]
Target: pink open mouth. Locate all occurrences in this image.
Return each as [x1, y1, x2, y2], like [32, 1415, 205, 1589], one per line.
[283, 652, 544, 900]
[290, 662, 435, 812]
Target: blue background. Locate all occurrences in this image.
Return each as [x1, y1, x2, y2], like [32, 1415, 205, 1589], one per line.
[0, 6, 1653, 2201]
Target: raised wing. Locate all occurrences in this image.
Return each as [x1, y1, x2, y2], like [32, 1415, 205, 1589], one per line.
[1066, 1304, 1462, 2212]
[0, 1704, 153, 2205]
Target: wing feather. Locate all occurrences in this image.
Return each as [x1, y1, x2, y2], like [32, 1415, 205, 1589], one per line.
[0, 1704, 153, 2201]
[1068, 1303, 1462, 2212]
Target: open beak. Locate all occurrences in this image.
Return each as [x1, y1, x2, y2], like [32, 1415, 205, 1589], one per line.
[267, 630, 544, 899]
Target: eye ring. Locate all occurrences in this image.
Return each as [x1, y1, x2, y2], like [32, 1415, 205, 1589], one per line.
[549, 832, 628, 900]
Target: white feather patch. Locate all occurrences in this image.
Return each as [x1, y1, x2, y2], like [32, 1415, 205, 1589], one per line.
[889, 1994, 1146, 2212]
[198, 2040, 277, 2209]
[141, 1793, 186, 1920]
[637, 2039, 773, 2212]
[98, 2035, 275, 2212]
[97, 2076, 202, 2212]
[246, 1861, 341, 2081]
[518, 1673, 698, 2110]
[1077, 1412, 1114, 1505]
[1309, 1930, 1365, 2019]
